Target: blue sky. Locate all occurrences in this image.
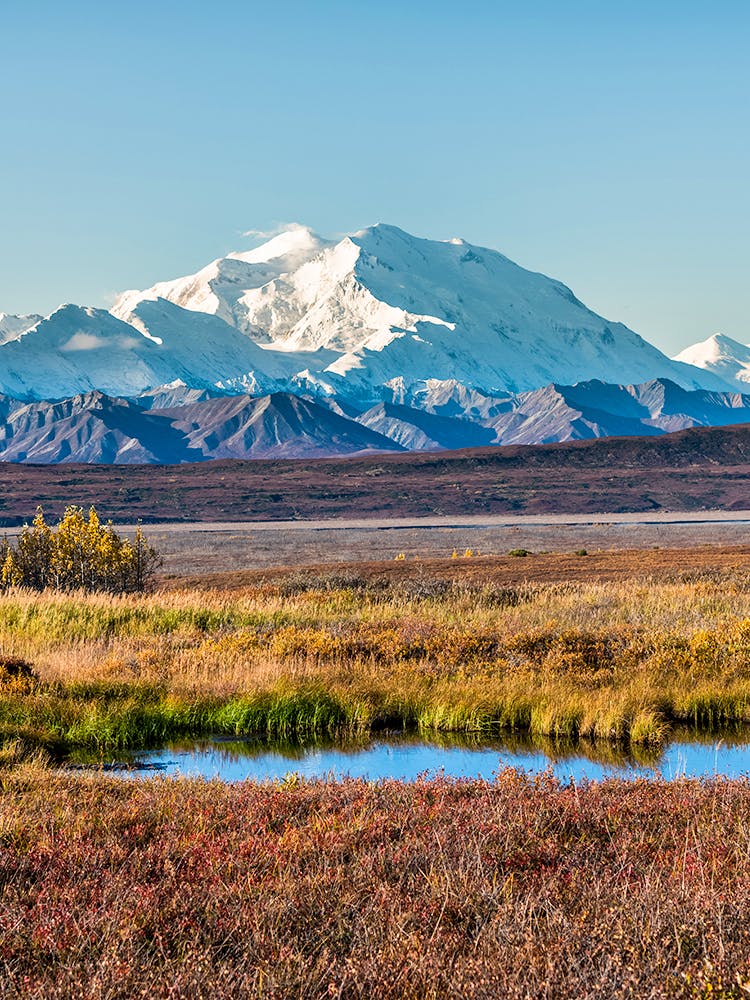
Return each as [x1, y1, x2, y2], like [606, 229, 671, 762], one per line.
[1, 0, 747, 354]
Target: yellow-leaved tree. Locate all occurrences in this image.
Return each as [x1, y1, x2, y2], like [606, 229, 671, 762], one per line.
[0, 506, 160, 593]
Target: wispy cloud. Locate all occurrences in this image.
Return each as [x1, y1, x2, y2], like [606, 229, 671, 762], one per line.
[62, 332, 107, 352]
[62, 332, 141, 352]
[240, 222, 306, 241]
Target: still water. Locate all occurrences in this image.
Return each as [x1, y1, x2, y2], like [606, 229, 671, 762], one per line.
[67, 729, 750, 783]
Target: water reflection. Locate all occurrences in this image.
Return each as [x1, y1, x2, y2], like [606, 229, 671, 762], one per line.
[66, 726, 750, 783]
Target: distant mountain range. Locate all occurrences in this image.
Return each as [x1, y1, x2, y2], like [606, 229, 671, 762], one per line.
[1, 223, 748, 461]
[0, 377, 746, 463]
[0, 390, 399, 463]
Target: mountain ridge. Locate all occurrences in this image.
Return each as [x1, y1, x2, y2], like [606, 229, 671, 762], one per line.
[0, 376, 744, 463]
[0, 389, 402, 463]
[674, 333, 750, 391]
[1, 222, 745, 460]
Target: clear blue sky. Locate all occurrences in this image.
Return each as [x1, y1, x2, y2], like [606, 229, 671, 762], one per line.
[2, 0, 748, 354]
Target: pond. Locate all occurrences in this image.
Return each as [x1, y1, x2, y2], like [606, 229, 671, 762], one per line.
[65, 728, 750, 783]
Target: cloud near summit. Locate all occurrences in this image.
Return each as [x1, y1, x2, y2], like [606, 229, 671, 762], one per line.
[240, 222, 308, 241]
[62, 332, 140, 352]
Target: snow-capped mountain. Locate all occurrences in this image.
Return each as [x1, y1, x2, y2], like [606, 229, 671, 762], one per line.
[0, 305, 178, 399]
[0, 223, 743, 463]
[113, 225, 333, 340]
[674, 334, 750, 392]
[0, 300, 333, 401]
[111, 223, 734, 401]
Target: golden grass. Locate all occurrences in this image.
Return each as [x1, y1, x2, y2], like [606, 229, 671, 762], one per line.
[2, 570, 750, 750]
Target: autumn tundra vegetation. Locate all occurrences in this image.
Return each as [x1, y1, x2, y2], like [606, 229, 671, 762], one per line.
[3, 767, 750, 997]
[3, 534, 750, 996]
[1, 562, 750, 754]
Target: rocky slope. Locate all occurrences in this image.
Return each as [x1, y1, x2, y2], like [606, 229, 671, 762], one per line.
[0, 377, 745, 463]
[358, 377, 750, 449]
[0, 390, 400, 463]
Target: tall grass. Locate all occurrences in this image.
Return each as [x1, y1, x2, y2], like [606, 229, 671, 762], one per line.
[3, 572, 750, 751]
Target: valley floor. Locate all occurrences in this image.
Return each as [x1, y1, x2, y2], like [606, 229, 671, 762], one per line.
[1, 420, 750, 527]
[148, 513, 750, 576]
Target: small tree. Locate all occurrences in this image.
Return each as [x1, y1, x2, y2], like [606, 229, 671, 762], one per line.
[52, 506, 94, 590]
[0, 506, 161, 594]
[14, 508, 54, 590]
[129, 524, 161, 592]
[0, 538, 21, 589]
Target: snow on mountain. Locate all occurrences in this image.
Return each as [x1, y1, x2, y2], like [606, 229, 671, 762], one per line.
[1, 223, 739, 415]
[112, 225, 332, 340]
[384, 378, 514, 420]
[245, 223, 732, 396]
[110, 223, 735, 400]
[0, 313, 44, 345]
[0, 298, 337, 401]
[137, 381, 229, 410]
[0, 306, 181, 399]
[126, 298, 302, 391]
[673, 334, 750, 392]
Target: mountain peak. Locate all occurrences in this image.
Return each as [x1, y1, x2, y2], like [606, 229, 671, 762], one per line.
[673, 333, 750, 391]
[101, 222, 740, 398]
[2, 222, 738, 410]
[675, 332, 750, 359]
[708, 332, 748, 353]
[227, 224, 330, 265]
